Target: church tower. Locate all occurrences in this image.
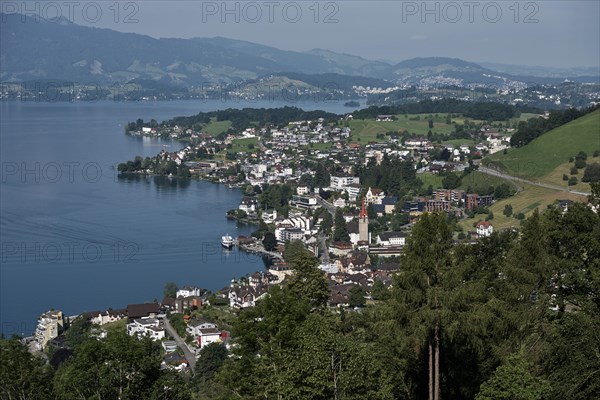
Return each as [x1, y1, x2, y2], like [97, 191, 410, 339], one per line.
[359, 197, 369, 243]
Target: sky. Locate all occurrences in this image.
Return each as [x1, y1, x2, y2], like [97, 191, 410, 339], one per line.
[10, 0, 600, 68]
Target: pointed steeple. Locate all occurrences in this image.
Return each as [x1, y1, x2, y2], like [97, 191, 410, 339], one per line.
[360, 196, 367, 220]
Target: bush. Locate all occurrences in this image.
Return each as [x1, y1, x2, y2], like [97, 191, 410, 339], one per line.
[570, 166, 578, 175]
[516, 212, 525, 220]
[568, 177, 578, 186]
[562, 174, 569, 181]
[582, 163, 600, 183]
[594, 150, 600, 157]
[574, 159, 587, 169]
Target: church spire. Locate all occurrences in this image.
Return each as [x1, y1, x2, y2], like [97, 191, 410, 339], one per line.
[360, 196, 367, 219]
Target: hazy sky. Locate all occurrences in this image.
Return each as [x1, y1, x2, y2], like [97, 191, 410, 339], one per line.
[13, 0, 600, 67]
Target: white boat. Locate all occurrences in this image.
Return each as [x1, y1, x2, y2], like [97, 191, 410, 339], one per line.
[221, 234, 234, 248]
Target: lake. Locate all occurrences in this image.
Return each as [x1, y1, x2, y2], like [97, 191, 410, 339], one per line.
[0, 99, 364, 336]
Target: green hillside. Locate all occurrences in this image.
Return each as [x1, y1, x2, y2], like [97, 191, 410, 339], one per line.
[486, 110, 600, 178]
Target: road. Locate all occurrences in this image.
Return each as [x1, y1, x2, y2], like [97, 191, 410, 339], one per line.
[478, 166, 590, 196]
[161, 316, 197, 371]
[318, 233, 330, 263]
[315, 195, 336, 216]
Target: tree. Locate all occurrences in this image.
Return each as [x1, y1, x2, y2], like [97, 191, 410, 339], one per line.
[320, 211, 333, 235]
[574, 159, 587, 169]
[287, 252, 329, 308]
[570, 166, 578, 175]
[582, 162, 600, 183]
[348, 285, 366, 308]
[314, 163, 330, 188]
[503, 204, 513, 217]
[562, 174, 569, 181]
[371, 279, 390, 300]
[476, 355, 548, 400]
[262, 232, 277, 251]
[568, 176, 578, 186]
[0, 337, 55, 400]
[333, 208, 350, 242]
[53, 331, 161, 399]
[164, 282, 178, 298]
[494, 184, 511, 199]
[391, 211, 410, 231]
[486, 211, 494, 221]
[393, 213, 454, 400]
[195, 343, 228, 383]
[284, 240, 310, 265]
[442, 172, 461, 189]
[516, 212, 525, 220]
[428, 119, 434, 129]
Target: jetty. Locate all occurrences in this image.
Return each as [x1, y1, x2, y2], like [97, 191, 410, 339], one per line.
[237, 241, 284, 261]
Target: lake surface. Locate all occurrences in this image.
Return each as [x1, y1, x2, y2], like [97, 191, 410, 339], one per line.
[0, 99, 364, 336]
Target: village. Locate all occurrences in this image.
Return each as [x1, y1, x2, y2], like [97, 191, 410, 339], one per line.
[27, 110, 530, 372]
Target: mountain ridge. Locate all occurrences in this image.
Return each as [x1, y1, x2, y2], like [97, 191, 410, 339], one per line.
[2, 12, 598, 88]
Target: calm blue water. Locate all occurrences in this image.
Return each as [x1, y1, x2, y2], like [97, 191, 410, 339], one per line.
[0, 99, 363, 336]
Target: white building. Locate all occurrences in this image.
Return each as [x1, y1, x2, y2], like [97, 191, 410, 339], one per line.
[239, 197, 258, 214]
[330, 175, 360, 190]
[275, 227, 304, 242]
[296, 185, 310, 195]
[127, 318, 165, 341]
[186, 319, 218, 337]
[195, 328, 222, 349]
[261, 209, 277, 223]
[377, 231, 406, 247]
[333, 198, 347, 208]
[476, 221, 494, 237]
[90, 309, 126, 326]
[346, 184, 362, 202]
[35, 310, 64, 349]
[176, 286, 202, 298]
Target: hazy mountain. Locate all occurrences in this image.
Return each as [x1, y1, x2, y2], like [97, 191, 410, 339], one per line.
[479, 62, 600, 78]
[2, 13, 598, 90]
[387, 57, 599, 86]
[0, 13, 388, 86]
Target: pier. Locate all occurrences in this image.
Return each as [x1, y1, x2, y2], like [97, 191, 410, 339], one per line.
[237, 241, 284, 261]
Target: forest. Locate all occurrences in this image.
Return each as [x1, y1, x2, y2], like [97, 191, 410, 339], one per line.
[351, 99, 539, 121]
[2, 184, 599, 400]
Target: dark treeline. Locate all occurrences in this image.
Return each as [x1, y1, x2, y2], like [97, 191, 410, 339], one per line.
[2, 187, 599, 400]
[127, 107, 340, 133]
[353, 99, 540, 121]
[126, 100, 543, 135]
[511, 105, 600, 147]
[357, 155, 420, 198]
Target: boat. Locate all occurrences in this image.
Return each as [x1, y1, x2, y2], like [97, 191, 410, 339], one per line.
[221, 234, 234, 248]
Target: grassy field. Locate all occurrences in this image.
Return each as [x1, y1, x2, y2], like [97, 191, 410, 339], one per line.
[538, 160, 595, 193]
[441, 138, 476, 147]
[203, 119, 232, 135]
[348, 115, 455, 143]
[458, 183, 587, 231]
[418, 173, 445, 189]
[486, 110, 600, 179]
[101, 318, 127, 333]
[228, 137, 260, 153]
[459, 170, 518, 193]
[309, 142, 334, 151]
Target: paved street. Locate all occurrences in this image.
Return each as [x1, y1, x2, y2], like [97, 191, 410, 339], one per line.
[161, 316, 197, 371]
